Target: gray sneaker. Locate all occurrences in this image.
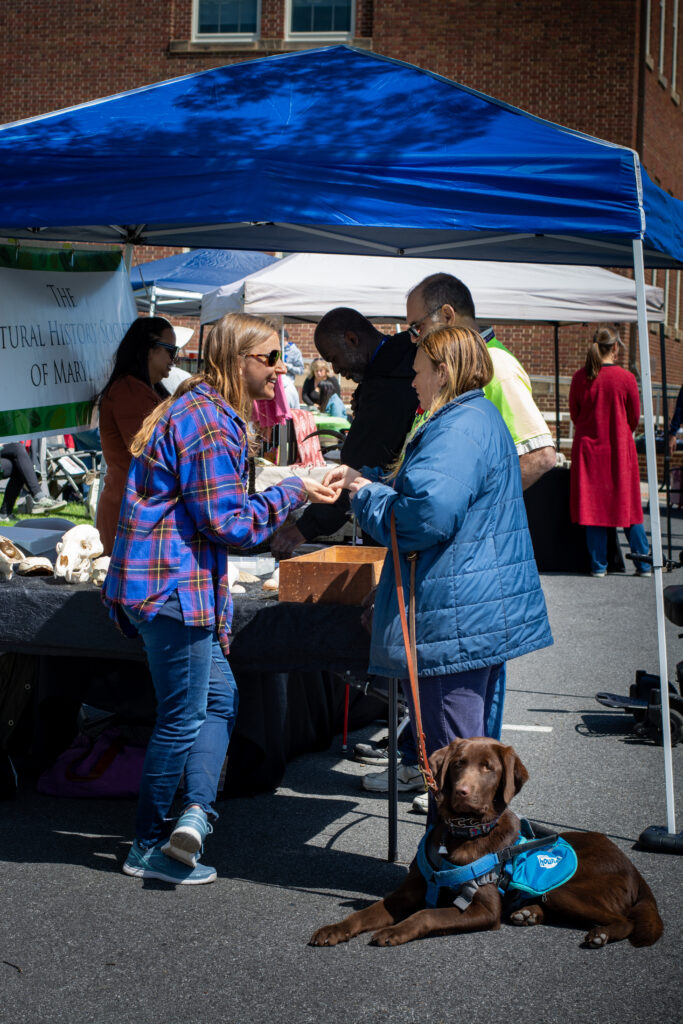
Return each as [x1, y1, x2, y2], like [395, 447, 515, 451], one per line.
[29, 495, 67, 515]
[362, 763, 426, 793]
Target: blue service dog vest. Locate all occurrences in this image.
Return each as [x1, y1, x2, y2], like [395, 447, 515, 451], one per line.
[416, 825, 578, 910]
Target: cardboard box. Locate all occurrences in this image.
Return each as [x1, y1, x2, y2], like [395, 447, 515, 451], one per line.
[278, 545, 387, 605]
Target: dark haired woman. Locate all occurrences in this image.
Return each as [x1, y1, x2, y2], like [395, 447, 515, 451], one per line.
[569, 326, 650, 577]
[96, 317, 176, 553]
[316, 378, 348, 421]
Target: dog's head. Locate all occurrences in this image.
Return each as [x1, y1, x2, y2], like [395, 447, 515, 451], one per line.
[429, 737, 529, 821]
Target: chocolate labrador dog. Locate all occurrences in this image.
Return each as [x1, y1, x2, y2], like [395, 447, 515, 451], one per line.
[310, 737, 663, 948]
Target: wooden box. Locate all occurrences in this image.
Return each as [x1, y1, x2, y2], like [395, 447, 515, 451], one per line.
[278, 545, 387, 605]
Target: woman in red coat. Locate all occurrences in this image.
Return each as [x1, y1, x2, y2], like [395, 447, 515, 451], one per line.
[569, 327, 650, 577]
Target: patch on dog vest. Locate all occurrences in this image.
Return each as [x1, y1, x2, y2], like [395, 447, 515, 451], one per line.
[502, 836, 577, 896]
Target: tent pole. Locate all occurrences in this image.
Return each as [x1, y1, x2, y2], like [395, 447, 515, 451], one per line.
[633, 239, 676, 835]
[123, 243, 133, 273]
[659, 322, 672, 562]
[554, 323, 561, 450]
[149, 285, 157, 317]
[196, 324, 205, 371]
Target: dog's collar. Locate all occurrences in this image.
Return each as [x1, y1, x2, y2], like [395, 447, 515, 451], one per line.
[442, 815, 500, 838]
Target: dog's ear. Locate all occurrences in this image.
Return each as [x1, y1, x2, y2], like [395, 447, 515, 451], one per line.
[429, 740, 460, 793]
[495, 745, 529, 808]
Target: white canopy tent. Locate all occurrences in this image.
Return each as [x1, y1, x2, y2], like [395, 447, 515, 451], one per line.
[201, 254, 665, 325]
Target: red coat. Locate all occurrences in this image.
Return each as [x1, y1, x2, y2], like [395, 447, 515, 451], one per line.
[569, 365, 642, 527]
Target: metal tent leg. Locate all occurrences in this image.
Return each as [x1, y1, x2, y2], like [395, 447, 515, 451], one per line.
[387, 677, 398, 862]
[633, 239, 677, 838]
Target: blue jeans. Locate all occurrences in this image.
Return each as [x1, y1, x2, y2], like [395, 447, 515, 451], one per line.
[399, 660, 506, 760]
[401, 664, 504, 825]
[585, 523, 649, 574]
[128, 610, 239, 848]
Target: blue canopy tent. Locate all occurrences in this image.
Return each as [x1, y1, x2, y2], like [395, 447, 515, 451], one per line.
[0, 45, 680, 839]
[130, 248, 277, 316]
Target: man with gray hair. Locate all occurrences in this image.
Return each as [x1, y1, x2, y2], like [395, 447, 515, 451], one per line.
[406, 273, 556, 488]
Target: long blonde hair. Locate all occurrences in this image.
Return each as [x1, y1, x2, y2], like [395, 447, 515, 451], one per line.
[130, 312, 277, 456]
[585, 326, 621, 381]
[418, 326, 494, 414]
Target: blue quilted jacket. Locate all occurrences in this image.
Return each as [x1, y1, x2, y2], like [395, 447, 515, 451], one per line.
[351, 389, 552, 677]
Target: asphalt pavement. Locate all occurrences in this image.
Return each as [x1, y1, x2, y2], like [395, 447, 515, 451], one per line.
[2, 513, 682, 1024]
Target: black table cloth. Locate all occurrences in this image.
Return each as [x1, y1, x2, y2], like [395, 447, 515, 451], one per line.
[0, 578, 382, 795]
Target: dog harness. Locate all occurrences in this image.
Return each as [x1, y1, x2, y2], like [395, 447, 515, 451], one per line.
[416, 821, 578, 911]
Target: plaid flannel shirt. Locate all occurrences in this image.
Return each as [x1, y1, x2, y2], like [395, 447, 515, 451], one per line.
[101, 381, 306, 655]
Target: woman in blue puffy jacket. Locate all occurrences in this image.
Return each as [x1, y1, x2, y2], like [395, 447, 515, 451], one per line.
[324, 326, 552, 797]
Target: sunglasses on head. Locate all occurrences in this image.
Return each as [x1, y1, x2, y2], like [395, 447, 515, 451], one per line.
[245, 349, 283, 367]
[155, 341, 179, 360]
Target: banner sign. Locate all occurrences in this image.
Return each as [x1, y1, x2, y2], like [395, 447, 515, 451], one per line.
[0, 245, 137, 443]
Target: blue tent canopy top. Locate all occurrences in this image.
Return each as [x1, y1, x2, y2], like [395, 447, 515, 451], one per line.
[0, 46, 681, 268]
[129, 248, 277, 315]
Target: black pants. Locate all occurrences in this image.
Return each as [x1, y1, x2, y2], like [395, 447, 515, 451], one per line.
[0, 443, 41, 513]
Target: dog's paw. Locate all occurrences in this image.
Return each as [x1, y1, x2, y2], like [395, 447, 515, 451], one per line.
[369, 927, 406, 947]
[585, 928, 609, 948]
[308, 925, 349, 947]
[510, 907, 540, 927]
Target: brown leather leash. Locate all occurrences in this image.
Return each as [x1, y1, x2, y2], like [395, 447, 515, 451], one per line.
[390, 509, 439, 795]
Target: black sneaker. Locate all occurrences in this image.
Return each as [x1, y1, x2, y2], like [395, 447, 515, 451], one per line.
[353, 737, 394, 765]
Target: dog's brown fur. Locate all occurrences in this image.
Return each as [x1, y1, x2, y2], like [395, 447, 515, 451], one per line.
[309, 737, 663, 948]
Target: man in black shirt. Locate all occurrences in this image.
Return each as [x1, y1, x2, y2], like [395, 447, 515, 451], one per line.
[270, 307, 418, 558]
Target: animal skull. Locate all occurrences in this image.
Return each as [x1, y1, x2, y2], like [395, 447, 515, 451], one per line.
[89, 555, 111, 587]
[54, 525, 104, 584]
[16, 556, 54, 577]
[0, 535, 25, 582]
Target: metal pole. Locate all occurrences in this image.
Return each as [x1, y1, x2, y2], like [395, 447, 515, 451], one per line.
[659, 322, 672, 562]
[387, 677, 398, 862]
[149, 284, 157, 317]
[633, 239, 676, 835]
[554, 323, 561, 450]
[196, 324, 205, 372]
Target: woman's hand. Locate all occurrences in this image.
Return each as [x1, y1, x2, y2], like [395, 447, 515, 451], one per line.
[323, 465, 359, 490]
[323, 465, 371, 495]
[300, 477, 342, 504]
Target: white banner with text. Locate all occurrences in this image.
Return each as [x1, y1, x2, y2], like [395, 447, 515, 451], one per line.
[0, 245, 136, 443]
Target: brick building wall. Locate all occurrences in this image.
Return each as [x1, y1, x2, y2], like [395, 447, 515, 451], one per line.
[1, 0, 681, 435]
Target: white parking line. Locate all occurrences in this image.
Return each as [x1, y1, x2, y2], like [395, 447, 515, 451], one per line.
[502, 724, 553, 732]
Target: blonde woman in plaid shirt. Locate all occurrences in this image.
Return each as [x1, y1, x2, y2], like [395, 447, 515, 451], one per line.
[102, 313, 338, 885]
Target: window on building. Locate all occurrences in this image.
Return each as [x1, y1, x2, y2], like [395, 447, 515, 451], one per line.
[195, 0, 259, 38]
[672, 0, 679, 94]
[659, 0, 667, 77]
[289, 0, 353, 36]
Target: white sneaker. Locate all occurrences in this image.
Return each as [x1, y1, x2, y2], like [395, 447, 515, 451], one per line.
[411, 791, 429, 814]
[362, 763, 426, 793]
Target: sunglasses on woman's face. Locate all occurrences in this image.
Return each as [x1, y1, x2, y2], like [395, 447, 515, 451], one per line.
[155, 341, 179, 360]
[245, 350, 283, 367]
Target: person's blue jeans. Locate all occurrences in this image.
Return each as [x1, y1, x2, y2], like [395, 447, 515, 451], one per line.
[399, 661, 505, 762]
[127, 610, 239, 848]
[585, 523, 650, 574]
[401, 664, 504, 824]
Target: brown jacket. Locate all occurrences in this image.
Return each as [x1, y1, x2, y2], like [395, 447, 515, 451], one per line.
[96, 375, 160, 554]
